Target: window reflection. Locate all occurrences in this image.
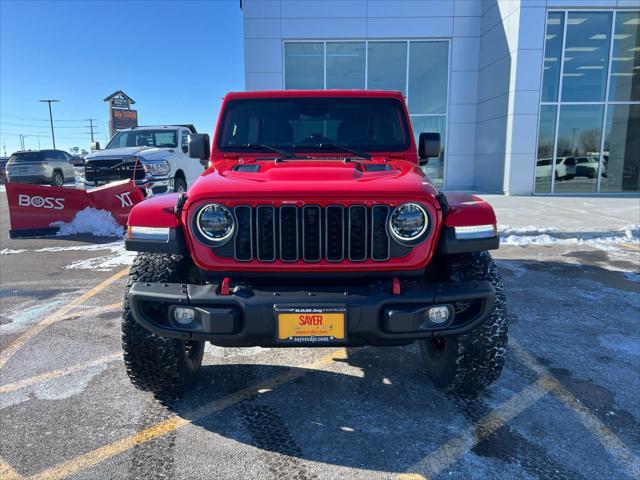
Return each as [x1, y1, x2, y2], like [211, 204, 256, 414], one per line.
[535, 105, 557, 193]
[554, 105, 604, 193]
[368, 42, 407, 94]
[561, 12, 612, 102]
[326, 42, 366, 89]
[284, 43, 324, 90]
[608, 12, 640, 102]
[408, 42, 448, 115]
[601, 104, 640, 192]
[542, 12, 565, 102]
[411, 116, 446, 187]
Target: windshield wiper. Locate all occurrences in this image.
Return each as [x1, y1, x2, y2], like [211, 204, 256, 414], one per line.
[226, 143, 294, 160]
[302, 142, 371, 160]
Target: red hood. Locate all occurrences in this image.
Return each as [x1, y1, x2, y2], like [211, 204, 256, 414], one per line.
[185, 158, 439, 204]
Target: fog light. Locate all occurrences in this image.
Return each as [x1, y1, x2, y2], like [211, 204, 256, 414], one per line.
[427, 306, 450, 325]
[174, 307, 195, 325]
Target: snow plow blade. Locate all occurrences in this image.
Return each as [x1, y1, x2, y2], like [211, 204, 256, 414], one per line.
[5, 180, 144, 238]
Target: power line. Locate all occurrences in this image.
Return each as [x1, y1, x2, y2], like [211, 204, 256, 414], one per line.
[0, 114, 91, 123]
[0, 121, 101, 129]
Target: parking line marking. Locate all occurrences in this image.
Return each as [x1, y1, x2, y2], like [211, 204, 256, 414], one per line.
[0, 268, 128, 369]
[398, 378, 550, 480]
[0, 353, 121, 394]
[74, 302, 121, 317]
[510, 338, 640, 479]
[27, 348, 347, 480]
[0, 457, 23, 480]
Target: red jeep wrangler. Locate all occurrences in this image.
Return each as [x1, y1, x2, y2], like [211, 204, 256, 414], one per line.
[123, 91, 506, 395]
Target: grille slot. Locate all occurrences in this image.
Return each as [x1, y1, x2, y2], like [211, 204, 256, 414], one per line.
[371, 205, 390, 261]
[302, 205, 322, 262]
[325, 205, 345, 262]
[348, 205, 367, 261]
[234, 206, 253, 261]
[224, 204, 400, 263]
[279, 205, 299, 262]
[256, 205, 276, 262]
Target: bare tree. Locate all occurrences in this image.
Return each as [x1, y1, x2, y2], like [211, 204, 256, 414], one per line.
[580, 128, 601, 155]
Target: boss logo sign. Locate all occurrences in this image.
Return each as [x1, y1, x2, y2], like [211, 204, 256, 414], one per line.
[18, 194, 65, 210]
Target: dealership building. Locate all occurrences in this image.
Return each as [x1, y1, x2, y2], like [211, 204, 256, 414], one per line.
[240, 0, 639, 195]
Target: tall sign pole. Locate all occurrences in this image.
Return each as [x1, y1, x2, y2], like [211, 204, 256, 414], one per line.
[39, 99, 60, 149]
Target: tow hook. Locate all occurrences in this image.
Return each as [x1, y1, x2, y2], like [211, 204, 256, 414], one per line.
[220, 277, 230, 296]
[392, 277, 401, 295]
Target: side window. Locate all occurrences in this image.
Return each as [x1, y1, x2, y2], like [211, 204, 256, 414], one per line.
[44, 151, 57, 161]
[181, 131, 189, 153]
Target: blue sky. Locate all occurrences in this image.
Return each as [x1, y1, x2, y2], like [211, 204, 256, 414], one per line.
[0, 0, 244, 155]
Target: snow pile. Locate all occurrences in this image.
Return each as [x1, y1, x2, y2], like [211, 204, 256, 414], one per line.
[51, 207, 124, 237]
[499, 224, 640, 249]
[1, 248, 27, 255]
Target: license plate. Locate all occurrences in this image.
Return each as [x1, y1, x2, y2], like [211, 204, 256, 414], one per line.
[276, 306, 346, 344]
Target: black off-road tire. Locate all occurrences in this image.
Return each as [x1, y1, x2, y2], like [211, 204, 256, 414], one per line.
[419, 251, 508, 395]
[122, 253, 204, 396]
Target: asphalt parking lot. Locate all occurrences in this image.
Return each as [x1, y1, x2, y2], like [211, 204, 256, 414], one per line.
[1, 193, 639, 480]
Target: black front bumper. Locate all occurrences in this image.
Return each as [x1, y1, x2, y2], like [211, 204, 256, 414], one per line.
[128, 279, 495, 347]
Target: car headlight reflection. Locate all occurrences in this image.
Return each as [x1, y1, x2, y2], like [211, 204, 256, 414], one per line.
[196, 204, 235, 243]
[389, 203, 429, 243]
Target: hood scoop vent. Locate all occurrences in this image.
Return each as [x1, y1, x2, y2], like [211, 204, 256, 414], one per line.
[363, 164, 394, 172]
[233, 164, 261, 172]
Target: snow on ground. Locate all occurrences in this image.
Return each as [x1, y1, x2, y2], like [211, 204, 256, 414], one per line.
[61, 247, 135, 271]
[498, 224, 639, 251]
[51, 207, 125, 237]
[1, 248, 27, 255]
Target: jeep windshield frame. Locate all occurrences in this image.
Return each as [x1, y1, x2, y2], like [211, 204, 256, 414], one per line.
[217, 97, 411, 154]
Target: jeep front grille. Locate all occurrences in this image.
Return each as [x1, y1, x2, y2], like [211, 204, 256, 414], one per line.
[225, 205, 395, 263]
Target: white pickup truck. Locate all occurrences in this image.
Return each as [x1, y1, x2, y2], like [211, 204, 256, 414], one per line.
[84, 125, 205, 194]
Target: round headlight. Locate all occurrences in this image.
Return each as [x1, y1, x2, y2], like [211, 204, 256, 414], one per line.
[196, 204, 235, 242]
[389, 203, 429, 242]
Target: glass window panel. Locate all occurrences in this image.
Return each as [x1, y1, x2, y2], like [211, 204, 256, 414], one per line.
[408, 41, 448, 115]
[608, 11, 640, 102]
[368, 42, 407, 95]
[542, 12, 565, 102]
[601, 104, 640, 193]
[561, 12, 612, 102]
[535, 105, 558, 193]
[554, 105, 604, 193]
[326, 42, 366, 89]
[411, 115, 446, 187]
[284, 42, 324, 90]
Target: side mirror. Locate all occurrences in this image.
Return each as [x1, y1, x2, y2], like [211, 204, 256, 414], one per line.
[188, 133, 210, 167]
[418, 132, 440, 165]
[91, 141, 101, 151]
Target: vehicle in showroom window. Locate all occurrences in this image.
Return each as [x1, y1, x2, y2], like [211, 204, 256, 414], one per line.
[5, 149, 76, 186]
[83, 125, 204, 195]
[122, 91, 506, 396]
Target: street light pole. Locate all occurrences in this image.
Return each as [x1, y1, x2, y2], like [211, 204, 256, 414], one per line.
[39, 99, 60, 149]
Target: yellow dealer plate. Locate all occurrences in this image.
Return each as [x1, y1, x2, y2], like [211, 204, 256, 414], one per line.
[276, 307, 346, 344]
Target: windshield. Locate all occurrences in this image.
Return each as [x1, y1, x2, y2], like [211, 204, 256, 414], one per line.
[9, 152, 42, 163]
[218, 97, 411, 153]
[106, 130, 177, 149]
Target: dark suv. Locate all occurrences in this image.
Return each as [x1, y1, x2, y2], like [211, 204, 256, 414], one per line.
[5, 149, 76, 186]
